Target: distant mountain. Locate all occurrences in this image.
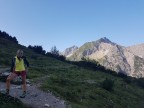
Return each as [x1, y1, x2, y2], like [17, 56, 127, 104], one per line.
[67, 37, 118, 61]
[62, 45, 78, 57]
[127, 43, 144, 58]
[66, 37, 144, 78]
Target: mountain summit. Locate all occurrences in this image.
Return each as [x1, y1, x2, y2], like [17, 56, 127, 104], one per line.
[97, 37, 113, 44]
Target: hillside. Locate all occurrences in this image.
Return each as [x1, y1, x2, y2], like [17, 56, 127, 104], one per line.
[1, 35, 144, 108]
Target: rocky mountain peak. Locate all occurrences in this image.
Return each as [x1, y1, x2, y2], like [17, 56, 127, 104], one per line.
[71, 45, 78, 49]
[97, 37, 113, 44]
[62, 45, 78, 57]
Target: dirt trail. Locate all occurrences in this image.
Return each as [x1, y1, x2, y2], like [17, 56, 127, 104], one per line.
[0, 82, 67, 108]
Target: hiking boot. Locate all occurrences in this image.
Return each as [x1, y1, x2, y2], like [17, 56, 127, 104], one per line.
[20, 91, 26, 98]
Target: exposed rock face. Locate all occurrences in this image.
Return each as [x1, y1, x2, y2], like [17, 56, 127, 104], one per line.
[66, 37, 144, 78]
[127, 44, 144, 58]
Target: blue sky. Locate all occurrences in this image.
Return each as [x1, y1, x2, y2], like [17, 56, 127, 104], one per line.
[0, 0, 144, 52]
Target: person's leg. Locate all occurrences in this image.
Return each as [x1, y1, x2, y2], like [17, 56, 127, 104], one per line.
[20, 71, 27, 98]
[21, 75, 26, 92]
[6, 72, 17, 94]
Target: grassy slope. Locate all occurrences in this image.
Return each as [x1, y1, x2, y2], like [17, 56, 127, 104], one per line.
[0, 38, 144, 108]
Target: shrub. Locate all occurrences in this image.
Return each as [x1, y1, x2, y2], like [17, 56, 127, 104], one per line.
[123, 77, 132, 84]
[101, 78, 114, 91]
[135, 78, 144, 88]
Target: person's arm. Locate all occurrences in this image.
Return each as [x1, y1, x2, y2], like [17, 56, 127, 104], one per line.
[23, 56, 29, 72]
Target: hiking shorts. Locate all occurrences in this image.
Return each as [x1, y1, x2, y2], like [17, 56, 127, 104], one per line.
[14, 71, 26, 77]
